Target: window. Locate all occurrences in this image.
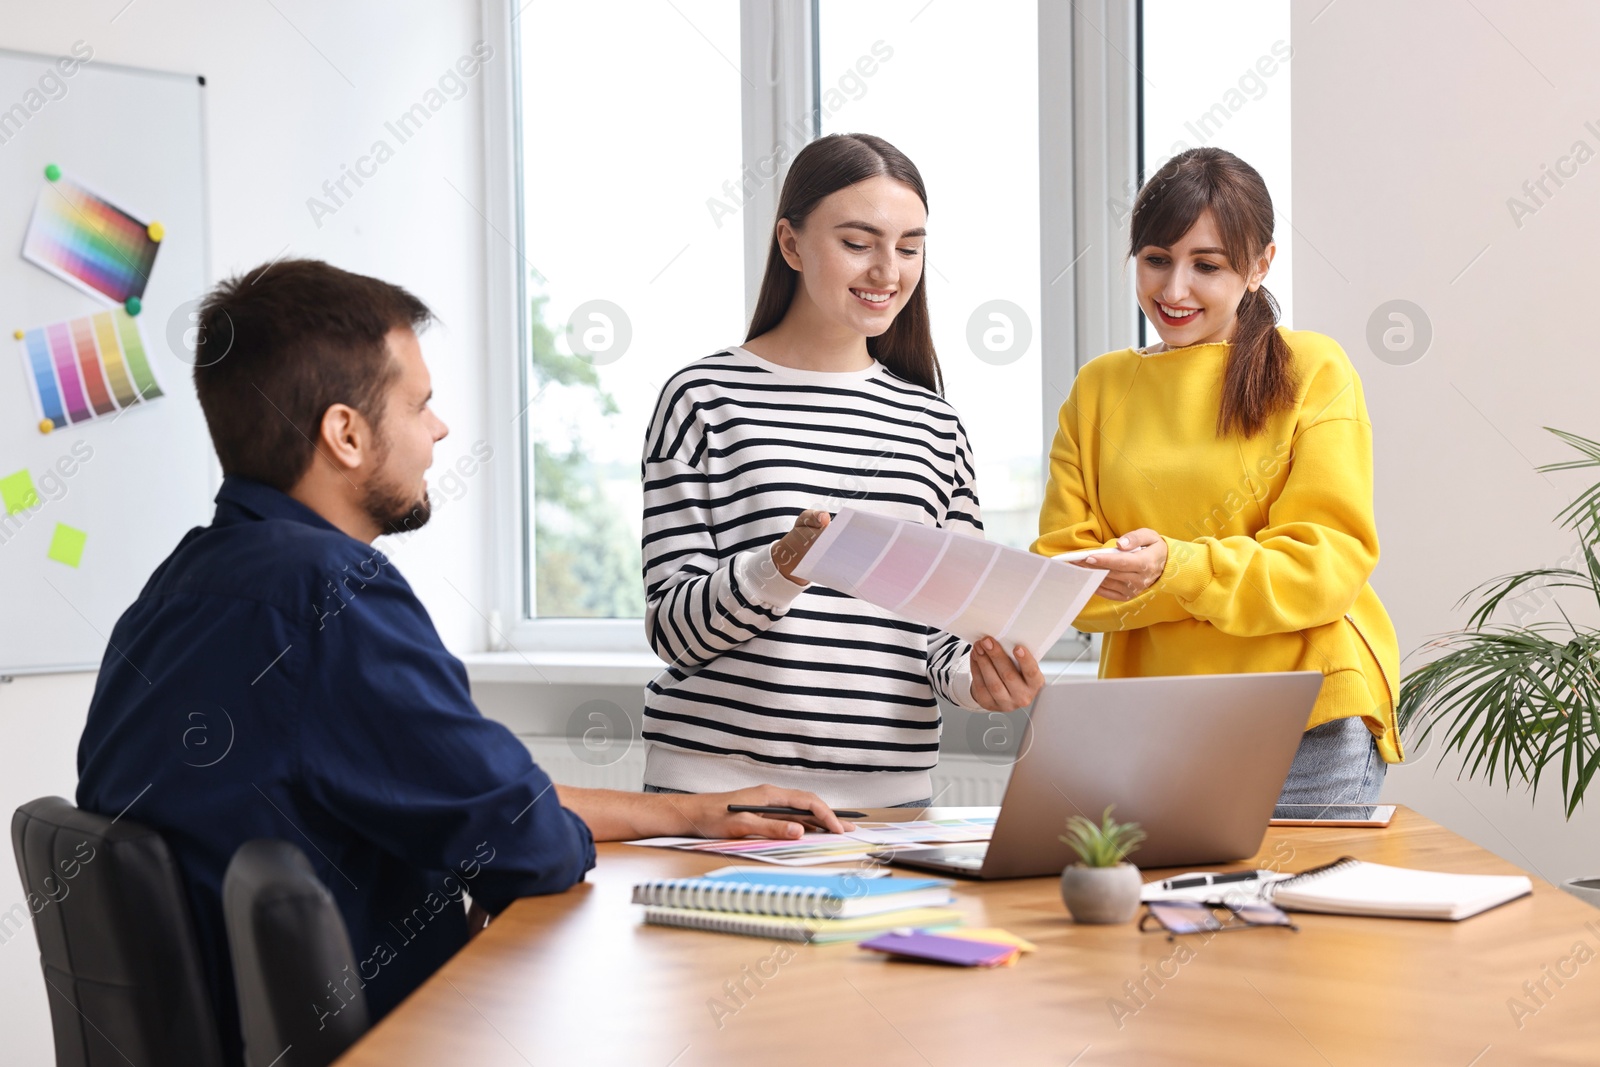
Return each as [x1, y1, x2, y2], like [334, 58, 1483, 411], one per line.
[817, 1, 1042, 550]
[515, 2, 744, 620]
[1139, 0, 1294, 340]
[491, 3, 1095, 652]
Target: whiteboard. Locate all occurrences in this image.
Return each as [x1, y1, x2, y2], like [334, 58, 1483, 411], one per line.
[0, 47, 211, 675]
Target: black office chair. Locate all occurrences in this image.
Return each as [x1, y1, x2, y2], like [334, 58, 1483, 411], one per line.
[10, 795, 226, 1067]
[223, 839, 369, 1067]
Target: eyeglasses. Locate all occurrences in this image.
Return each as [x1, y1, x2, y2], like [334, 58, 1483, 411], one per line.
[1139, 899, 1299, 939]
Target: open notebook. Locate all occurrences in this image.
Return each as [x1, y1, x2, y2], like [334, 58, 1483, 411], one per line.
[1265, 857, 1533, 920]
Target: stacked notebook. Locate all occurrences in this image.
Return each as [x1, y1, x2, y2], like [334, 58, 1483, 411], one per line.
[633, 867, 962, 943]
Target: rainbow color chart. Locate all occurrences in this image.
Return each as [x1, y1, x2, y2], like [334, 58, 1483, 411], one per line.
[22, 174, 161, 305]
[16, 309, 164, 433]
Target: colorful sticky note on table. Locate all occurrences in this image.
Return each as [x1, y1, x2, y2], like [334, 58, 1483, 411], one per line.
[858, 930, 1021, 968]
[941, 927, 1036, 965]
[1, 469, 40, 515]
[15, 308, 163, 433]
[47, 523, 87, 567]
[942, 928, 1038, 953]
[22, 173, 161, 305]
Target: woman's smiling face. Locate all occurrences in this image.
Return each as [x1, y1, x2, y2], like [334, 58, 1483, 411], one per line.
[1135, 207, 1273, 348]
[778, 174, 926, 338]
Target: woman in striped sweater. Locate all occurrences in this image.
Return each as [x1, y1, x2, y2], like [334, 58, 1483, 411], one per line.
[639, 133, 1044, 808]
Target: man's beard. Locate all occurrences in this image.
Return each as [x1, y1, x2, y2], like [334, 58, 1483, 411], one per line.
[362, 468, 432, 537]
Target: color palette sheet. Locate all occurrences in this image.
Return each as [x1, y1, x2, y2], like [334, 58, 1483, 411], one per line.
[625, 818, 999, 868]
[22, 174, 160, 304]
[16, 308, 163, 432]
[844, 817, 997, 847]
[624, 834, 889, 868]
[791, 508, 1107, 660]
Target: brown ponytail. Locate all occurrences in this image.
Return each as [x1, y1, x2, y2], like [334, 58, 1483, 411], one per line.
[1220, 283, 1296, 437]
[745, 133, 943, 395]
[1129, 147, 1297, 437]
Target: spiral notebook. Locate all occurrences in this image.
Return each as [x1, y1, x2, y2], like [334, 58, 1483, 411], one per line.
[641, 905, 965, 944]
[1264, 856, 1533, 920]
[631, 870, 952, 919]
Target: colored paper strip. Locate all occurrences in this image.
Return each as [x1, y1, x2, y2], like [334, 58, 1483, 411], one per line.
[70, 316, 116, 415]
[114, 310, 163, 400]
[45, 323, 92, 423]
[91, 312, 138, 407]
[23, 330, 68, 425]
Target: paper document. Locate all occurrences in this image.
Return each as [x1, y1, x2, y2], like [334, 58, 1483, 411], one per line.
[845, 818, 997, 846]
[623, 818, 999, 867]
[791, 508, 1107, 658]
[624, 833, 887, 866]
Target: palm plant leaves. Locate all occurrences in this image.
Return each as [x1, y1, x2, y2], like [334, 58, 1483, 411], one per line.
[1399, 430, 1600, 816]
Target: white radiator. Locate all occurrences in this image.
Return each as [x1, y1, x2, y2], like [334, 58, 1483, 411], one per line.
[928, 756, 1012, 806]
[520, 737, 1011, 806]
[521, 735, 646, 791]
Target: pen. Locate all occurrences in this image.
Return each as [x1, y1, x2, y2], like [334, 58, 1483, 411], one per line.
[726, 805, 867, 819]
[1159, 870, 1265, 891]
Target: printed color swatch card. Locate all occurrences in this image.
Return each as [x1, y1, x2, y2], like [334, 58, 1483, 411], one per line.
[22, 173, 161, 305]
[791, 508, 1106, 659]
[16, 308, 164, 432]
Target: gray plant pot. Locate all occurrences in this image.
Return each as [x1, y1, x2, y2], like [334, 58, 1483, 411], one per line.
[1059, 862, 1142, 924]
[1564, 877, 1600, 910]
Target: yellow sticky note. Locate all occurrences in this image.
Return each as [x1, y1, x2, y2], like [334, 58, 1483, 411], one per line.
[942, 928, 1038, 953]
[1, 469, 39, 515]
[47, 523, 87, 568]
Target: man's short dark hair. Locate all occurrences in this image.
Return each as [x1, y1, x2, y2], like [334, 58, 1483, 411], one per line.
[193, 258, 433, 491]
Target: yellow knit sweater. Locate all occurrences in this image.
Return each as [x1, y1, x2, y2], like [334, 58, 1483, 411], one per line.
[1033, 328, 1403, 763]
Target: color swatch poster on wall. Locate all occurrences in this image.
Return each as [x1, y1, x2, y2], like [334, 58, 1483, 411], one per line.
[14, 308, 164, 434]
[21, 169, 163, 307]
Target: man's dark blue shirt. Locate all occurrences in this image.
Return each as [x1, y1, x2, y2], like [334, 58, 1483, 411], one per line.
[76, 477, 595, 1062]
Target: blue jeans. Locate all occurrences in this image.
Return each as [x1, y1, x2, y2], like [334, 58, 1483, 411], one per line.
[1277, 716, 1386, 806]
[642, 784, 932, 808]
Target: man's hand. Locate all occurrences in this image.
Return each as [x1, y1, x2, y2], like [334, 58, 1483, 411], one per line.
[969, 637, 1046, 712]
[672, 785, 853, 838]
[556, 783, 851, 842]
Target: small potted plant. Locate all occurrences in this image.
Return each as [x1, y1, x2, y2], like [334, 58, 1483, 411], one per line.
[1059, 805, 1147, 924]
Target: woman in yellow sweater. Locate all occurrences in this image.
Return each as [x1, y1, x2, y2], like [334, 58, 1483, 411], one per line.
[1033, 147, 1402, 804]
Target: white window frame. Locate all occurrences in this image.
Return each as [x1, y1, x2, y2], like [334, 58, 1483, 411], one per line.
[479, 0, 1138, 657]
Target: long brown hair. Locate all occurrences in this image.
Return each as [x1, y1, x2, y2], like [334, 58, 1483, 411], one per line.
[745, 133, 943, 394]
[1129, 147, 1296, 437]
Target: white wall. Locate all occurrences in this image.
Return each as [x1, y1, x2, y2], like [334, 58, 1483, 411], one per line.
[0, 673, 93, 1064]
[1, 2, 496, 1060]
[1292, 0, 1600, 888]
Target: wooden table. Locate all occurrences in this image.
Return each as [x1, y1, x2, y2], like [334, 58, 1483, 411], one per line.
[336, 807, 1600, 1066]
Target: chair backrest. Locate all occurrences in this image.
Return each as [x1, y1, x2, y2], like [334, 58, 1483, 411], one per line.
[223, 839, 369, 1067]
[10, 796, 226, 1067]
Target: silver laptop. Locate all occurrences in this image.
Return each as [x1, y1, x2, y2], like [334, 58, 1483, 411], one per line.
[886, 671, 1323, 879]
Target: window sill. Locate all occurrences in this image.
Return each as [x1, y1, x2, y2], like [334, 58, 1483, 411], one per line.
[460, 650, 1099, 687]
[461, 650, 667, 686]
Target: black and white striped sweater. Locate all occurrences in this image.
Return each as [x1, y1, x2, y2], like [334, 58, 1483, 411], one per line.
[639, 347, 985, 806]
